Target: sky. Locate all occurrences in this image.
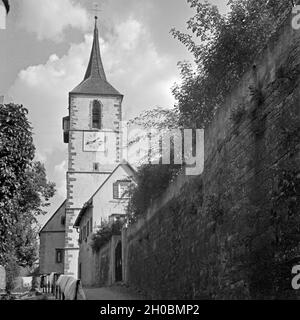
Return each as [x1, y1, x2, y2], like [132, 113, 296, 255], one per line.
[0, 0, 229, 227]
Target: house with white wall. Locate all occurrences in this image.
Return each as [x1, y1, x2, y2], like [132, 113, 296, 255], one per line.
[74, 163, 136, 287]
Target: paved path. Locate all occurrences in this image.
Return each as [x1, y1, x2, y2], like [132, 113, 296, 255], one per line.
[84, 285, 144, 300]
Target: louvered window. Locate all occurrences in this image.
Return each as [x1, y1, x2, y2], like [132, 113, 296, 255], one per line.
[92, 100, 102, 129]
[79, 229, 82, 244]
[87, 221, 90, 237]
[113, 182, 119, 199]
[113, 180, 131, 199]
[90, 217, 93, 233]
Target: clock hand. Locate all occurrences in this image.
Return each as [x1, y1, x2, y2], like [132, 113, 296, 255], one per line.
[86, 138, 99, 145]
[86, 136, 104, 146]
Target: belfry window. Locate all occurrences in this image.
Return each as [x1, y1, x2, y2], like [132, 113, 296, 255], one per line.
[92, 100, 102, 129]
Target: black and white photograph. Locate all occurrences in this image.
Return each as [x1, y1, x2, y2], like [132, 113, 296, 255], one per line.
[0, 0, 300, 309]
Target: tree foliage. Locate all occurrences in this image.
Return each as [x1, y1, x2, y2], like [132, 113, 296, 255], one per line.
[0, 103, 55, 276]
[127, 107, 181, 166]
[91, 219, 124, 252]
[126, 108, 183, 222]
[126, 163, 182, 223]
[171, 0, 289, 128]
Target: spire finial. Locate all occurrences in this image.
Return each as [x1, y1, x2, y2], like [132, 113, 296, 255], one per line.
[93, 2, 101, 22]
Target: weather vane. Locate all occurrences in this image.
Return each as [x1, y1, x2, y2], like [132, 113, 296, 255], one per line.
[92, 1, 101, 20]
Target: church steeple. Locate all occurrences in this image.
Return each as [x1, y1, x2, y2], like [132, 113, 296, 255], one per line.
[71, 16, 122, 97]
[84, 17, 107, 81]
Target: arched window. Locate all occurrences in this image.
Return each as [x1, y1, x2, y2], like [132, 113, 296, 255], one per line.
[92, 100, 102, 129]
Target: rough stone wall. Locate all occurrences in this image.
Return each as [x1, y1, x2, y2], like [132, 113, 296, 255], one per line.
[94, 243, 110, 287]
[93, 236, 121, 287]
[124, 12, 300, 299]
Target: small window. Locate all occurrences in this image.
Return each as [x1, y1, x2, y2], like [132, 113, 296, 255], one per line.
[79, 229, 82, 244]
[83, 225, 86, 241]
[87, 221, 90, 237]
[63, 116, 70, 143]
[78, 263, 82, 280]
[90, 217, 93, 233]
[92, 100, 102, 129]
[61, 215, 66, 226]
[109, 214, 125, 223]
[56, 249, 64, 264]
[93, 163, 100, 172]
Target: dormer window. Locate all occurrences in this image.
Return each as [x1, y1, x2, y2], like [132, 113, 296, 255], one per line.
[92, 100, 102, 129]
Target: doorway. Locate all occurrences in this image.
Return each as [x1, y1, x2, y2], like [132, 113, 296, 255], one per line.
[115, 241, 122, 282]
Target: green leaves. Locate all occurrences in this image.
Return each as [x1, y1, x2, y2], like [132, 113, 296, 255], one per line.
[91, 220, 124, 252]
[171, 0, 288, 129]
[126, 164, 182, 222]
[0, 103, 56, 272]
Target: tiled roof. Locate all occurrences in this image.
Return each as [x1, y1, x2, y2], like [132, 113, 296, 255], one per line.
[71, 18, 122, 97]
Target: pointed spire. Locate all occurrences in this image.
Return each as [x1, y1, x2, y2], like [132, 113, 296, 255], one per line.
[70, 16, 122, 97]
[84, 16, 107, 81]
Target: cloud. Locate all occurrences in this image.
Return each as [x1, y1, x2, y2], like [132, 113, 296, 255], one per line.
[9, 17, 179, 223]
[18, 0, 89, 42]
[9, 34, 90, 156]
[54, 160, 67, 198]
[9, 17, 178, 151]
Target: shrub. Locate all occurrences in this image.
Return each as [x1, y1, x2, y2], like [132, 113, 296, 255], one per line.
[126, 164, 182, 223]
[230, 104, 246, 126]
[171, 0, 289, 128]
[91, 220, 124, 252]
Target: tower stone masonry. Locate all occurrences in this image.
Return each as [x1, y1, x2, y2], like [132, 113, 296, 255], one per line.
[63, 17, 123, 277]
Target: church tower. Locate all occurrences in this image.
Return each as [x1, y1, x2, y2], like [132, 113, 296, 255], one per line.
[62, 16, 123, 277]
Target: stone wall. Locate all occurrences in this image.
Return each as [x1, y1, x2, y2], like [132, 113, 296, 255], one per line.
[91, 235, 122, 287]
[123, 11, 300, 299]
[0, 266, 5, 292]
[94, 242, 110, 287]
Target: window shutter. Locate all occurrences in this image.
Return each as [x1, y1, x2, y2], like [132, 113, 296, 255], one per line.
[79, 229, 82, 243]
[87, 221, 90, 237]
[113, 182, 119, 199]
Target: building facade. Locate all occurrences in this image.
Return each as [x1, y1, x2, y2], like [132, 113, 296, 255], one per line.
[39, 201, 66, 275]
[74, 163, 135, 286]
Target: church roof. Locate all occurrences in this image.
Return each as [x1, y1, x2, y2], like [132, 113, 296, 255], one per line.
[39, 200, 67, 235]
[71, 18, 122, 97]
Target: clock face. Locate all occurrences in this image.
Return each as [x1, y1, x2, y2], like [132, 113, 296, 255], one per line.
[83, 132, 105, 152]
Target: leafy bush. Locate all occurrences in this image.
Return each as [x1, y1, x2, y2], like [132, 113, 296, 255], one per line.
[230, 103, 246, 126]
[0, 103, 55, 287]
[126, 164, 182, 223]
[91, 220, 124, 252]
